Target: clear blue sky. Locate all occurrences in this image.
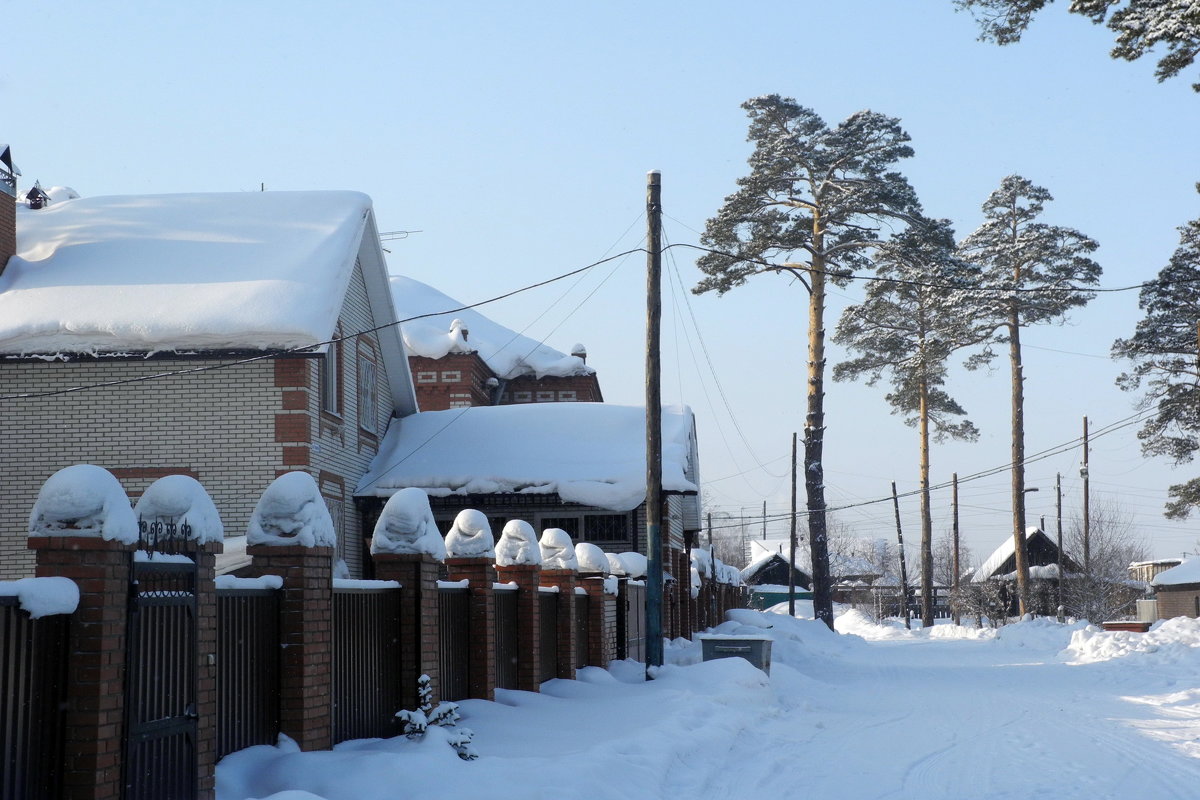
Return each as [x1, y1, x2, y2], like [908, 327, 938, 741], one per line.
[6, 1, 1200, 563]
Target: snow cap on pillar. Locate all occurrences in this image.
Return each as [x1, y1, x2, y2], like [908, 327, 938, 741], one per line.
[539, 528, 578, 570]
[445, 508, 495, 559]
[496, 519, 541, 567]
[28, 464, 138, 544]
[247, 471, 336, 548]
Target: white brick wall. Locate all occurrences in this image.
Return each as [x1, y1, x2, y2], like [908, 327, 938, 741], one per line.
[0, 358, 283, 578]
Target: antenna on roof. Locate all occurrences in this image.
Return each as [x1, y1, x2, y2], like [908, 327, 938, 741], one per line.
[379, 230, 422, 242]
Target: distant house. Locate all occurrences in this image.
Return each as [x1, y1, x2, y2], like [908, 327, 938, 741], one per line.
[1151, 559, 1200, 619]
[355, 402, 700, 556]
[1130, 559, 1183, 584]
[741, 540, 812, 589]
[0, 171, 417, 578]
[971, 527, 1081, 616]
[390, 275, 603, 410]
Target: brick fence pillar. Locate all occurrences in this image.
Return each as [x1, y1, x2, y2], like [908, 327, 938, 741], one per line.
[539, 569, 577, 680]
[30, 535, 133, 800]
[495, 563, 541, 691]
[578, 573, 615, 667]
[247, 544, 333, 751]
[445, 557, 496, 701]
[372, 553, 442, 708]
[195, 541, 221, 800]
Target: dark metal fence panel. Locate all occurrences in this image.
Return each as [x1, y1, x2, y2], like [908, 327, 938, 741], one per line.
[332, 588, 403, 743]
[574, 592, 590, 669]
[438, 588, 471, 702]
[1, 598, 68, 800]
[493, 588, 518, 690]
[124, 560, 198, 800]
[216, 590, 280, 758]
[624, 583, 646, 663]
[538, 590, 558, 681]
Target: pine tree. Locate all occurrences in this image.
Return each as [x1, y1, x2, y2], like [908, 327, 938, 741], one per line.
[958, 175, 1101, 616]
[1113, 200, 1200, 518]
[833, 217, 990, 626]
[696, 94, 922, 630]
[955, 0, 1200, 91]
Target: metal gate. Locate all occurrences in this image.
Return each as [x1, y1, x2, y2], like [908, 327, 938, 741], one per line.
[123, 519, 199, 800]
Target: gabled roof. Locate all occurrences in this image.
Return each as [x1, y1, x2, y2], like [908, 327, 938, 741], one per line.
[389, 274, 595, 380]
[1152, 558, 1200, 587]
[973, 527, 1077, 582]
[356, 403, 697, 512]
[0, 190, 417, 415]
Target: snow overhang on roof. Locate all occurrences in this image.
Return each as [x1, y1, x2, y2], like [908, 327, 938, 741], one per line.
[389, 274, 596, 380]
[356, 403, 697, 512]
[1152, 558, 1200, 587]
[0, 191, 373, 356]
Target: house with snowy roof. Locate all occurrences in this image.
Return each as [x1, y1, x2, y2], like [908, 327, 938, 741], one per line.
[1150, 559, 1200, 619]
[390, 274, 602, 410]
[355, 402, 701, 558]
[969, 527, 1081, 616]
[0, 162, 417, 578]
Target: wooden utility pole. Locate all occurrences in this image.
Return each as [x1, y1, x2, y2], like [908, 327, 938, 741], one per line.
[644, 170, 663, 674]
[1009, 285, 1031, 617]
[891, 481, 911, 630]
[952, 473, 961, 625]
[788, 432, 798, 617]
[1082, 416, 1090, 575]
[1056, 472, 1064, 616]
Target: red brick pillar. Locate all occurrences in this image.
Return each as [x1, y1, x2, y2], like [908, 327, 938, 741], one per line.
[247, 544, 333, 751]
[445, 557, 496, 701]
[30, 535, 133, 800]
[195, 541, 221, 800]
[539, 569, 577, 680]
[372, 553, 441, 708]
[494, 563, 542, 691]
[578, 574, 615, 667]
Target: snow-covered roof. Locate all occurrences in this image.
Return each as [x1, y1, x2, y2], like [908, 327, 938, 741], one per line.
[356, 403, 697, 512]
[1152, 558, 1200, 587]
[1, 191, 373, 355]
[973, 527, 1068, 583]
[389, 274, 596, 380]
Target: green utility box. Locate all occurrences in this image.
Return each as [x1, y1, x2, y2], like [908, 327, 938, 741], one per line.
[697, 634, 773, 674]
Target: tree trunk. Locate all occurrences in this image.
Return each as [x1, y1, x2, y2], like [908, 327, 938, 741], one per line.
[806, 233, 833, 631]
[918, 370, 934, 627]
[1009, 295, 1031, 617]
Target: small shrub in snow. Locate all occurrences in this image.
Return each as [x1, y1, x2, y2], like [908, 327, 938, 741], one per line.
[396, 675, 478, 761]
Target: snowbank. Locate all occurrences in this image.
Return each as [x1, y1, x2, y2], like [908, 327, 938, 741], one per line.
[539, 528, 578, 570]
[495, 520, 540, 567]
[247, 472, 336, 548]
[445, 509, 495, 559]
[370, 488, 446, 560]
[0, 576, 80, 617]
[28, 464, 138, 544]
[133, 474, 224, 544]
[1066, 617, 1200, 664]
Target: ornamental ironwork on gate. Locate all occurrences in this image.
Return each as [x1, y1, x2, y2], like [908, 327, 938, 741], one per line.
[122, 516, 199, 800]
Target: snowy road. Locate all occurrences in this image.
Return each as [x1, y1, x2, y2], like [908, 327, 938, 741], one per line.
[217, 612, 1200, 800]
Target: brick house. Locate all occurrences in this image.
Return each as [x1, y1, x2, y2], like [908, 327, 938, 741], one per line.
[0, 174, 417, 578]
[390, 274, 603, 410]
[1151, 559, 1200, 619]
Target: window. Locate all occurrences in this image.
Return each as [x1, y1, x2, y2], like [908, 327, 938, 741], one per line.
[539, 516, 580, 539]
[584, 514, 629, 543]
[320, 329, 343, 415]
[513, 391, 532, 403]
[357, 355, 379, 434]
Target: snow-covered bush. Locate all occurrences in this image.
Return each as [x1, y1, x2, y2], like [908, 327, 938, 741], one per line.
[28, 464, 138, 543]
[370, 488, 446, 560]
[445, 509, 495, 559]
[395, 674, 477, 761]
[247, 472, 335, 548]
[133, 474, 224, 544]
[539, 528, 578, 570]
[495, 519, 541, 567]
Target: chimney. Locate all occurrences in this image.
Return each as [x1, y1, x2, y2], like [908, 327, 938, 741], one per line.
[570, 343, 587, 363]
[0, 144, 18, 279]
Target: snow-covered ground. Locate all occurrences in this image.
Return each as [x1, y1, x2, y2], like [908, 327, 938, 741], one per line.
[217, 609, 1200, 800]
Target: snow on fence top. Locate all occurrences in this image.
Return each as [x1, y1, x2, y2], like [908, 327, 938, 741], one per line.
[0, 191, 372, 355]
[574, 542, 609, 573]
[539, 528, 578, 571]
[247, 471, 337, 548]
[1153, 558, 1200, 587]
[605, 553, 626, 577]
[615, 552, 647, 579]
[370, 487, 446, 559]
[0, 577, 81, 618]
[389, 274, 595, 380]
[495, 519, 540, 567]
[445, 509, 495, 559]
[133, 474, 224, 544]
[356, 403, 698, 512]
[28, 464, 138, 543]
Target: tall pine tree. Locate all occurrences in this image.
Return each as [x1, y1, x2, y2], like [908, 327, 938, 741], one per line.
[833, 217, 990, 626]
[696, 94, 922, 630]
[958, 175, 1101, 616]
[1113, 197, 1200, 518]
